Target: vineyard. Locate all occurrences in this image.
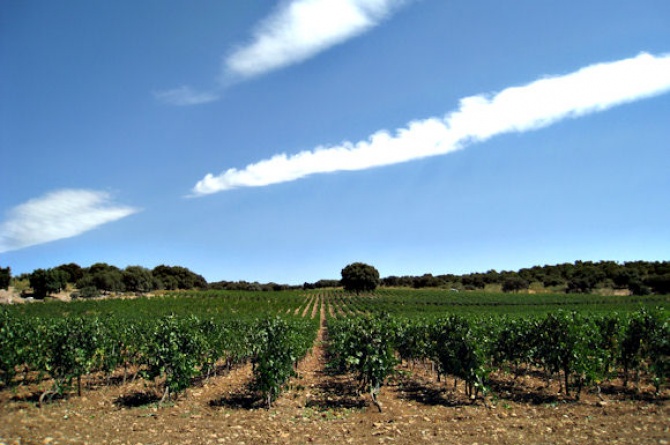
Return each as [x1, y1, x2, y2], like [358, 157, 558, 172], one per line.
[0, 289, 668, 444]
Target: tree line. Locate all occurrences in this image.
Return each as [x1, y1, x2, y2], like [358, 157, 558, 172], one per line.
[5, 263, 207, 299]
[382, 260, 670, 295]
[1, 259, 668, 299]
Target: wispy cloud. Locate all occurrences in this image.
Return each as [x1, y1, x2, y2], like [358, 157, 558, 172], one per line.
[0, 189, 140, 253]
[224, 0, 407, 80]
[154, 86, 219, 106]
[156, 0, 407, 105]
[191, 52, 670, 195]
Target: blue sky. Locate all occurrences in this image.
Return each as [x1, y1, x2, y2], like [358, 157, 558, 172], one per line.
[1, 0, 669, 284]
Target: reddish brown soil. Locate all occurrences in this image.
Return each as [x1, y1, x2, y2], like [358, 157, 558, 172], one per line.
[1, 306, 668, 445]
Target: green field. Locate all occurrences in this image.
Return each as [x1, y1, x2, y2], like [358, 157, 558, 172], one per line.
[323, 287, 670, 317]
[6, 288, 668, 321]
[1, 288, 668, 409]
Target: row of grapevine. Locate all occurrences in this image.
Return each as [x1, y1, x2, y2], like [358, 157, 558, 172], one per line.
[327, 315, 398, 411]
[5, 290, 308, 321]
[252, 317, 317, 407]
[327, 308, 669, 408]
[325, 292, 371, 318]
[489, 309, 669, 396]
[0, 309, 317, 407]
[336, 288, 670, 317]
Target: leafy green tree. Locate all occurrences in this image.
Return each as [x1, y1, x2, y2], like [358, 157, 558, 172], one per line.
[0, 266, 10, 290]
[87, 262, 117, 275]
[629, 280, 652, 296]
[543, 272, 566, 288]
[71, 275, 100, 299]
[29, 268, 68, 299]
[645, 274, 670, 295]
[566, 264, 605, 293]
[93, 271, 124, 293]
[341, 262, 380, 294]
[122, 266, 155, 293]
[55, 263, 84, 284]
[611, 268, 639, 289]
[501, 275, 530, 293]
[413, 273, 440, 288]
[314, 279, 340, 288]
[152, 265, 207, 290]
[77, 263, 124, 294]
[461, 273, 486, 289]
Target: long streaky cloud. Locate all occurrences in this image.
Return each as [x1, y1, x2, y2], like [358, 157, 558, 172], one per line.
[225, 0, 407, 80]
[156, 0, 407, 105]
[192, 52, 670, 195]
[0, 189, 140, 253]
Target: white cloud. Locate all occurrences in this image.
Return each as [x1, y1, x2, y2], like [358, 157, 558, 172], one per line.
[224, 0, 406, 80]
[157, 0, 407, 105]
[191, 52, 670, 195]
[0, 189, 140, 253]
[154, 86, 219, 106]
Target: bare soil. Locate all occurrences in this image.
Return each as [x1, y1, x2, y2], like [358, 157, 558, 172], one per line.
[0, 288, 23, 305]
[1, 303, 668, 445]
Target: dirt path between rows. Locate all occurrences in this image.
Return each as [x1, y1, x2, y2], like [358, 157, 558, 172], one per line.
[1, 297, 668, 445]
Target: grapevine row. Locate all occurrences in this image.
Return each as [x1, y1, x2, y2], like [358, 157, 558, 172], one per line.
[327, 308, 669, 410]
[0, 309, 317, 407]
